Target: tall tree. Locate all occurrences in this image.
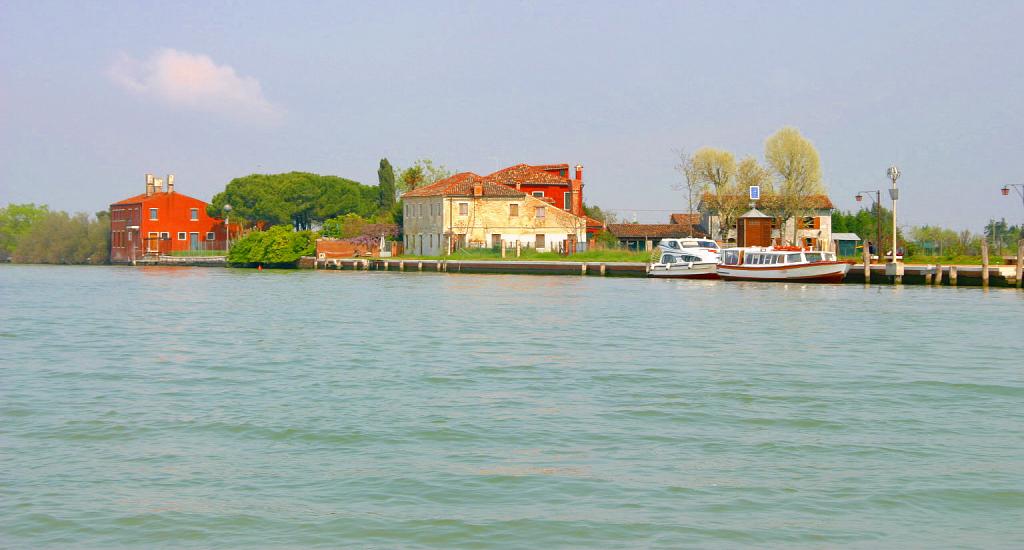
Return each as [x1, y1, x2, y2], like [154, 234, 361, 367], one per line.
[377, 158, 396, 209]
[396, 159, 454, 193]
[691, 147, 736, 193]
[0, 203, 50, 259]
[674, 150, 703, 231]
[764, 127, 825, 244]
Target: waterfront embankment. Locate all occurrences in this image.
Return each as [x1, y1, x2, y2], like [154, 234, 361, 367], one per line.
[315, 257, 1024, 288]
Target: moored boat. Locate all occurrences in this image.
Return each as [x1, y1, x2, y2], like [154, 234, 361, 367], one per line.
[647, 248, 720, 279]
[717, 246, 851, 283]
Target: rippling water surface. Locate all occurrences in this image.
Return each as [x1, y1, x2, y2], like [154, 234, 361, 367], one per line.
[1, 265, 1022, 548]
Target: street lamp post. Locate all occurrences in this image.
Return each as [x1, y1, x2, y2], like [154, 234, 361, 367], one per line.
[855, 190, 882, 262]
[1002, 184, 1024, 216]
[224, 204, 233, 256]
[887, 166, 901, 262]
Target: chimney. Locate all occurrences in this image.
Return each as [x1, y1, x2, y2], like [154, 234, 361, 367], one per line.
[167, 174, 175, 194]
[575, 163, 583, 182]
[154, 177, 164, 194]
[145, 173, 155, 197]
[472, 182, 483, 197]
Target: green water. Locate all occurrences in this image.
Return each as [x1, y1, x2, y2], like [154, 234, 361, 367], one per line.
[1, 265, 1022, 548]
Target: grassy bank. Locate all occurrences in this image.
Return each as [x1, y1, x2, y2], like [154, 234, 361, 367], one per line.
[397, 248, 653, 263]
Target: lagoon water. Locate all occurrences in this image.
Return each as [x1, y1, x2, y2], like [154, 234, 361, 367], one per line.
[1, 265, 1022, 548]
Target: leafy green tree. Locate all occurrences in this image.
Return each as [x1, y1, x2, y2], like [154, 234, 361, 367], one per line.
[227, 226, 316, 267]
[377, 158, 396, 209]
[583, 203, 618, 224]
[395, 159, 453, 193]
[321, 213, 367, 239]
[10, 210, 109, 264]
[207, 172, 379, 229]
[0, 203, 50, 259]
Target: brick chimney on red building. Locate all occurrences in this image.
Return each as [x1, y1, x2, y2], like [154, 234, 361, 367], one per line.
[570, 164, 584, 216]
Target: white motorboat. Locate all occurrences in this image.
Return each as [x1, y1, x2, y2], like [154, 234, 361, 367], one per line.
[717, 247, 851, 283]
[647, 248, 720, 279]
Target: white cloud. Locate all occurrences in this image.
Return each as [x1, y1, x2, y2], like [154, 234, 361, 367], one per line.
[108, 48, 282, 122]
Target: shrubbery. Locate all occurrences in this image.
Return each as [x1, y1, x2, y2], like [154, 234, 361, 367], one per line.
[227, 226, 316, 267]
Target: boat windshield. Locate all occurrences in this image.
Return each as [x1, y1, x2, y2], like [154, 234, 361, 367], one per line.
[661, 254, 676, 264]
[804, 252, 823, 262]
[698, 240, 719, 249]
[786, 253, 803, 263]
[722, 250, 739, 265]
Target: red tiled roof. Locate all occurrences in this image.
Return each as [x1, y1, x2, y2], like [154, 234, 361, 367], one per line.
[669, 213, 701, 225]
[402, 172, 526, 198]
[607, 224, 694, 239]
[110, 191, 208, 206]
[111, 193, 148, 205]
[484, 164, 569, 187]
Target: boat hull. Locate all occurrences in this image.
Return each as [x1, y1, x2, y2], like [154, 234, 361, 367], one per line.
[717, 261, 850, 283]
[647, 263, 720, 279]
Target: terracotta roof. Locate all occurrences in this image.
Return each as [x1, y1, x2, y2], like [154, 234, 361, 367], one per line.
[111, 193, 148, 205]
[402, 172, 526, 198]
[669, 213, 701, 225]
[484, 164, 569, 187]
[607, 224, 694, 239]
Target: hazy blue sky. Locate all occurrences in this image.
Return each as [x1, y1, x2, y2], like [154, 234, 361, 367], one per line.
[2, 0, 1022, 229]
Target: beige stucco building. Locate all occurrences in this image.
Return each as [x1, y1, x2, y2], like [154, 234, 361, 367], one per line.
[401, 172, 587, 255]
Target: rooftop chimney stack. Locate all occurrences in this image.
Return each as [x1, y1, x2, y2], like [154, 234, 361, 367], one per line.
[167, 174, 175, 194]
[145, 173, 155, 197]
[575, 164, 583, 182]
[472, 182, 483, 197]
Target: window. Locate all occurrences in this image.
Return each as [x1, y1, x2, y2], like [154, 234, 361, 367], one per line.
[532, 191, 544, 198]
[177, 232, 186, 240]
[459, 202, 468, 216]
[662, 254, 675, 264]
[160, 232, 170, 240]
[509, 204, 519, 216]
[535, 206, 545, 219]
[190, 208, 199, 221]
[535, 234, 546, 249]
[787, 253, 803, 263]
[149, 208, 158, 220]
[563, 192, 571, 208]
[206, 232, 216, 241]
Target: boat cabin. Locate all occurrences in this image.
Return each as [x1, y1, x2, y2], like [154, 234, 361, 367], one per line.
[721, 248, 837, 266]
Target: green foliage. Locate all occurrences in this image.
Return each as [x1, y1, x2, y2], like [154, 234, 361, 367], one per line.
[593, 230, 619, 248]
[321, 213, 367, 239]
[0, 203, 50, 258]
[8, 209, 109, 264]
[227, 226, 316, 267]
[395, 159, 453, 193]
[583, 204, 617, 224]
[377, 158, 396, 210]
[207, 172, 379, 229]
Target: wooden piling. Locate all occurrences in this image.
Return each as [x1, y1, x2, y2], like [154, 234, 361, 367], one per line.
[934, 263, 942, 286]
[581, 263, 587, 275]
[950, 265, 957, 286]
[924, 266, 932, 285]
[862, 244, 871, 283]
[399, 261, 405, 271]
[600, 263, 607, 276]
[418, 261, 423, 272]
[981, 240, 990, 287]
[1017, 240, 1023, 289]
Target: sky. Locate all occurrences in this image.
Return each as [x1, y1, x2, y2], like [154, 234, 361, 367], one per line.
[2, 0, 1023, 230]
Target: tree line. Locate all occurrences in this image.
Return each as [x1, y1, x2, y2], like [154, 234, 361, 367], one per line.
[0, 204, 109, 264]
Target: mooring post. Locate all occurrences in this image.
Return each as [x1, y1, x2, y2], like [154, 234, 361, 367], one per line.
[934, 263, 942, 286]
[399, 260, 405, 271]
[600, 263, 607, 276]
[418, 261, 423, 272]
[950, 265, 958, 286]
[862, 244, 871, 284]
[581, 263, 587, 275]
[981, 239, 990, 287]
[1016, 239, 1023, 289]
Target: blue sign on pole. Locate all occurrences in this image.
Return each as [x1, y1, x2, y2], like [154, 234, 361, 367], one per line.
[749, 185, 760, 200]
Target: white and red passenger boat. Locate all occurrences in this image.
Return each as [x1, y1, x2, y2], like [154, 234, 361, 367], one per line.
[717, 246, 851, 283]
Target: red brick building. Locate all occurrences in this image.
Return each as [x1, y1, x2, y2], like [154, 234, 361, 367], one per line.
[109, 174, 228, 263]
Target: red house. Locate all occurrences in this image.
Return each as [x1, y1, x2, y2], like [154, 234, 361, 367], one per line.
[483, 163, 604, 236]
[109, 174, 228, 263]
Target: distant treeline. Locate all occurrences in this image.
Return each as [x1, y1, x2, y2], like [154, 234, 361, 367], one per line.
[0, 204, 109, 264]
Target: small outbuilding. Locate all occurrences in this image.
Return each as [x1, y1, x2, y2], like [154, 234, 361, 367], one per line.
[832, 232, 861, 257]
[736, 208, 772, 247]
